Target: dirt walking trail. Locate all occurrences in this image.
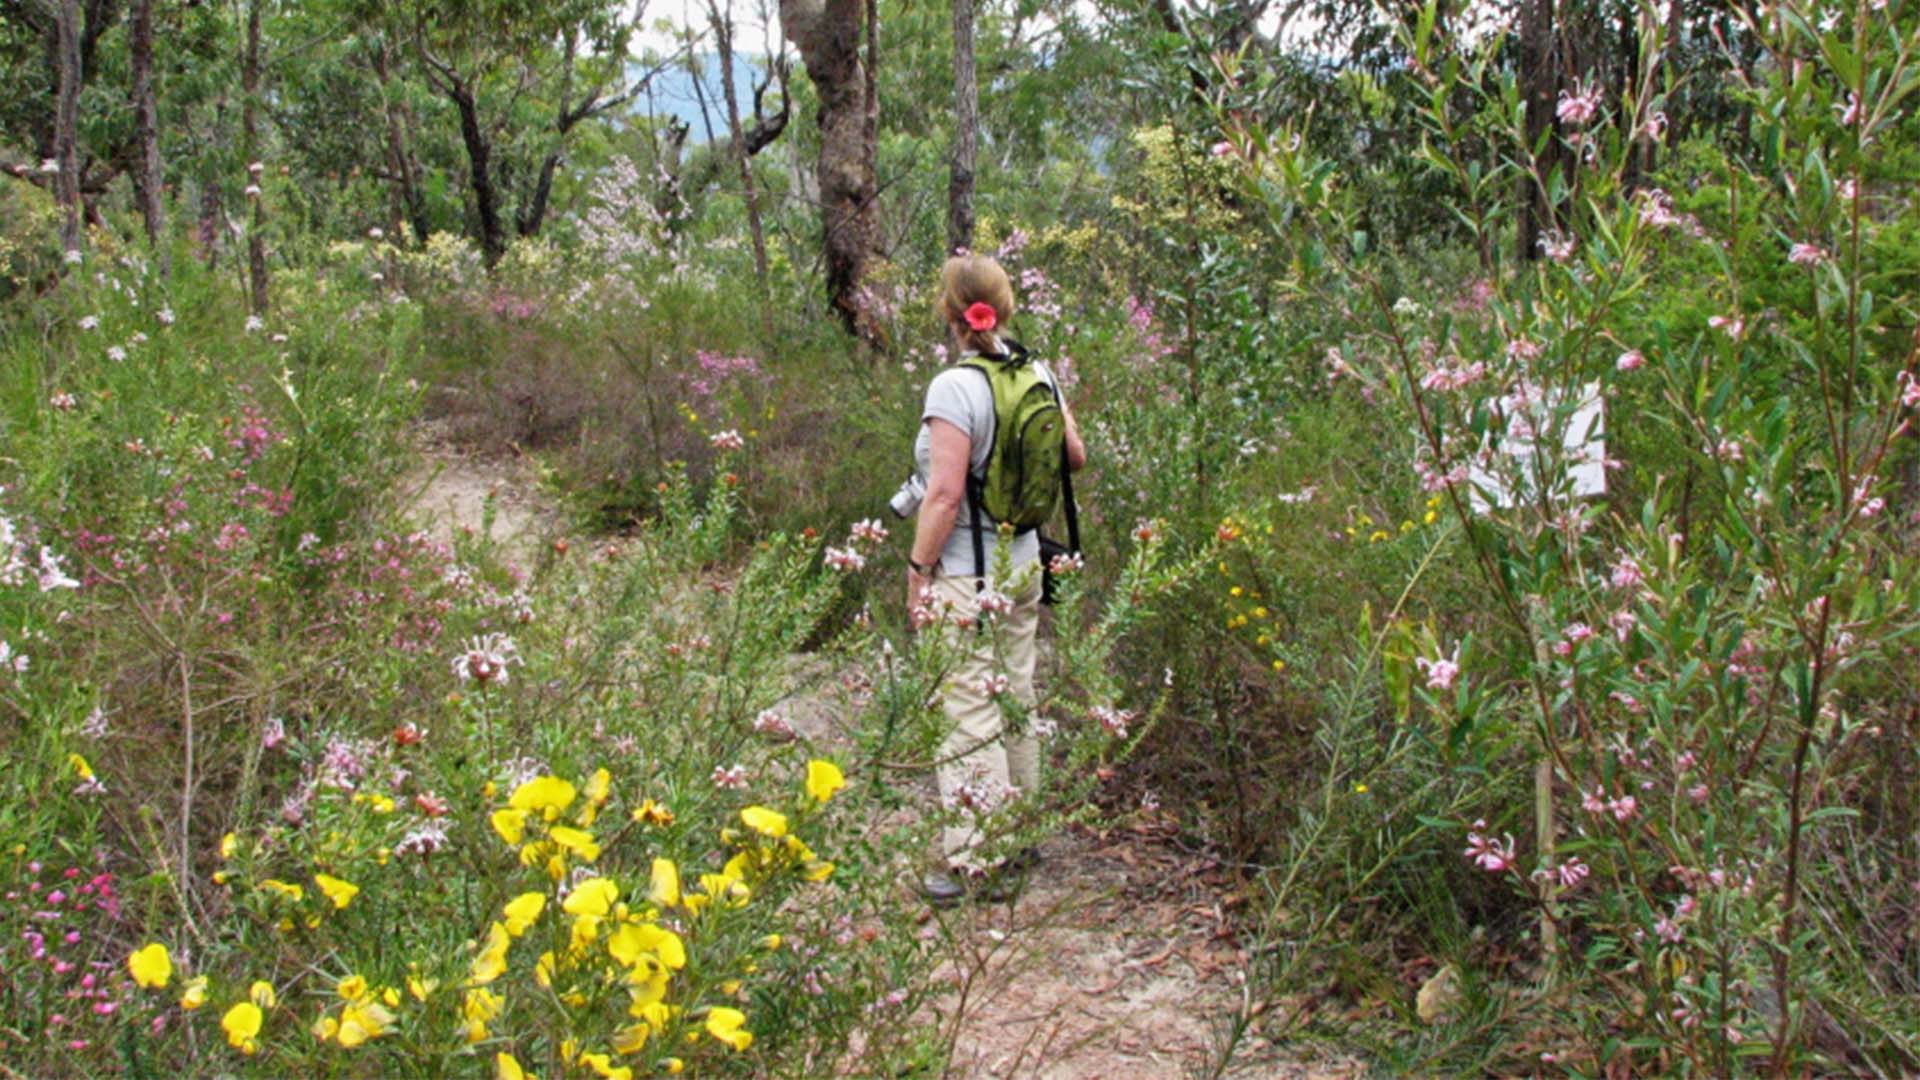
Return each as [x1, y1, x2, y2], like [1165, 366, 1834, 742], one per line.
[405, 448, 1356, 1079]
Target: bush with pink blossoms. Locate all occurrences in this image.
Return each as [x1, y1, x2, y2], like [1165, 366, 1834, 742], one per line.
[1201, 2, 1920, 1073]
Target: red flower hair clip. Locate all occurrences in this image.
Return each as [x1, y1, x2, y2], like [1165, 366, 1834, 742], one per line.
[962, 302, 998, 332]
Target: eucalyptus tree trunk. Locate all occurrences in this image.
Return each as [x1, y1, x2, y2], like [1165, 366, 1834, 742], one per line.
[947, 0, 977, 256]
[242, 0, 269, 310]
[709, 0, 771, 295]
[53, 0, 83, 256]
[130, 0, 168, 273]
[781, 0, 882, 346]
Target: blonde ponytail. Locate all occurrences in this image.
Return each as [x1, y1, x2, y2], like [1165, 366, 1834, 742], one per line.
[939, 254, 1016, 356]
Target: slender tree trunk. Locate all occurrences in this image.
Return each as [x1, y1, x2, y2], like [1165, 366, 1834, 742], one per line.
[53, 0, 84, 256]
[688, 46, 717, 146]
[1517, 0, 1556, 262]
[782, 0, 882, 345]
[710, 0, 771, 294]
[451, 83, 504, 263]
[130, 0, 168, 273]
[373, 41, 428, 243]
[242, 0, 269, 310]
[947, 0, 977, 255]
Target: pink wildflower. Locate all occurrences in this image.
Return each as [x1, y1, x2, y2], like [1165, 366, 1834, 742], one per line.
[823, 546, 865, 572]
[1788, 242, 1828, 266]
[1555, 80, 1602, 126]
[1463, 820, 1516, 873]
[450, 633, 520, 685]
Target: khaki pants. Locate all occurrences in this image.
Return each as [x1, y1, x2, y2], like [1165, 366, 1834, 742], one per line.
[931, 567, 1042, 871]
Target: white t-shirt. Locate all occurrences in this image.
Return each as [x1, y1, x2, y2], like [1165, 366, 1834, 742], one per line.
[913, 347, 1057, 578]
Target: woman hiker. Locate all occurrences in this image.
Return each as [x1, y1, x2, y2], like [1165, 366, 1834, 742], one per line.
[903, 253, 1086, 906]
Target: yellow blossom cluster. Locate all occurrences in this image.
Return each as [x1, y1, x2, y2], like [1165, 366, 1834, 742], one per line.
[127, 757, 848, 1067]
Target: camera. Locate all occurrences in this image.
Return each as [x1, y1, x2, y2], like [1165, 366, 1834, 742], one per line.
[888, 473, 927, 519]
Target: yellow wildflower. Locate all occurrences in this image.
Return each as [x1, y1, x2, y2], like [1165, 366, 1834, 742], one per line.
[68, 753, 93, 781]
[805, 759, 846, 803]
[759, 934, 783, 950]
[222, 1001, 263, 1054]
[535, 950, 560, 988]
[314, 873, 359, 909]
[562, 878, 618, 918]
[509, 775, 578, 821]
[699, 872, 750, 908]
[608, 923, 686, 970]
[579, 1052, 632, 1080]
[705, 1007, 753, 1051]
[549, 826, 601, 862]
[407, 971, 438, 1001]
[496, 1053, 532, 1080]
[219, 833, 239, 859]
[312, 1013, 339, 1042]
[1425, 509, 1438, 524]
[336, 1001, 394, 1048]
[632, 799, 674, 826]
[663, 1059, 684, 1074]
[503, 892, 546, 937]
[740, 806, 788, 838]
[569, 912, 604, 953]
[463, 987, 503, 1043]
[803, 859, 836, 882]
[649, 858, 681, 907]
[491, 808, 529, 845]
[249, 980, 276, 1009]
[179, 975, 209, 1010]
[128, 943, 171, 989]
[470, 922, 511, 985]
[336, 974, 369, 1002]
[583, 766, 612, 811]
[260, 879, 305, 903]
[612, 1022, 652, 1054]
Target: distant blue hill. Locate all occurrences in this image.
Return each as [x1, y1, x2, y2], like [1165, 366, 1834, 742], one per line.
[628, 53, 769, 143]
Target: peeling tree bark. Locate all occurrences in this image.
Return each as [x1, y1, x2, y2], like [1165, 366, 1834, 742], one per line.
[781, 0, 882, 346]
[947, 0, 977, 256]
[130, 0, 167, 273]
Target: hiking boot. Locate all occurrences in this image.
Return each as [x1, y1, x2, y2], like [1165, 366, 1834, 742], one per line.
[921, 869, 971, 908]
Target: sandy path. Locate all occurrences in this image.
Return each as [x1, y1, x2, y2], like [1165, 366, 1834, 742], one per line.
[401, 427, 553, 566]
[421, 450, 1359, 1079]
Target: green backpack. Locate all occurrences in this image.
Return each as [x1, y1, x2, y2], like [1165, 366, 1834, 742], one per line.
[959, 341, 1066, 532]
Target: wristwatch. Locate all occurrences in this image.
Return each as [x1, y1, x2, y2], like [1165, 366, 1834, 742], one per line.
[907, 558, 938, 577]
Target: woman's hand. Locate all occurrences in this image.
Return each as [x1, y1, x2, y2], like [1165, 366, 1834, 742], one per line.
[906, 565, 934, 625]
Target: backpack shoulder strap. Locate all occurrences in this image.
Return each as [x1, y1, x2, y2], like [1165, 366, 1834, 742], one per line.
[956, 356, 999, 588]
[1047, 378, 1081, 557]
